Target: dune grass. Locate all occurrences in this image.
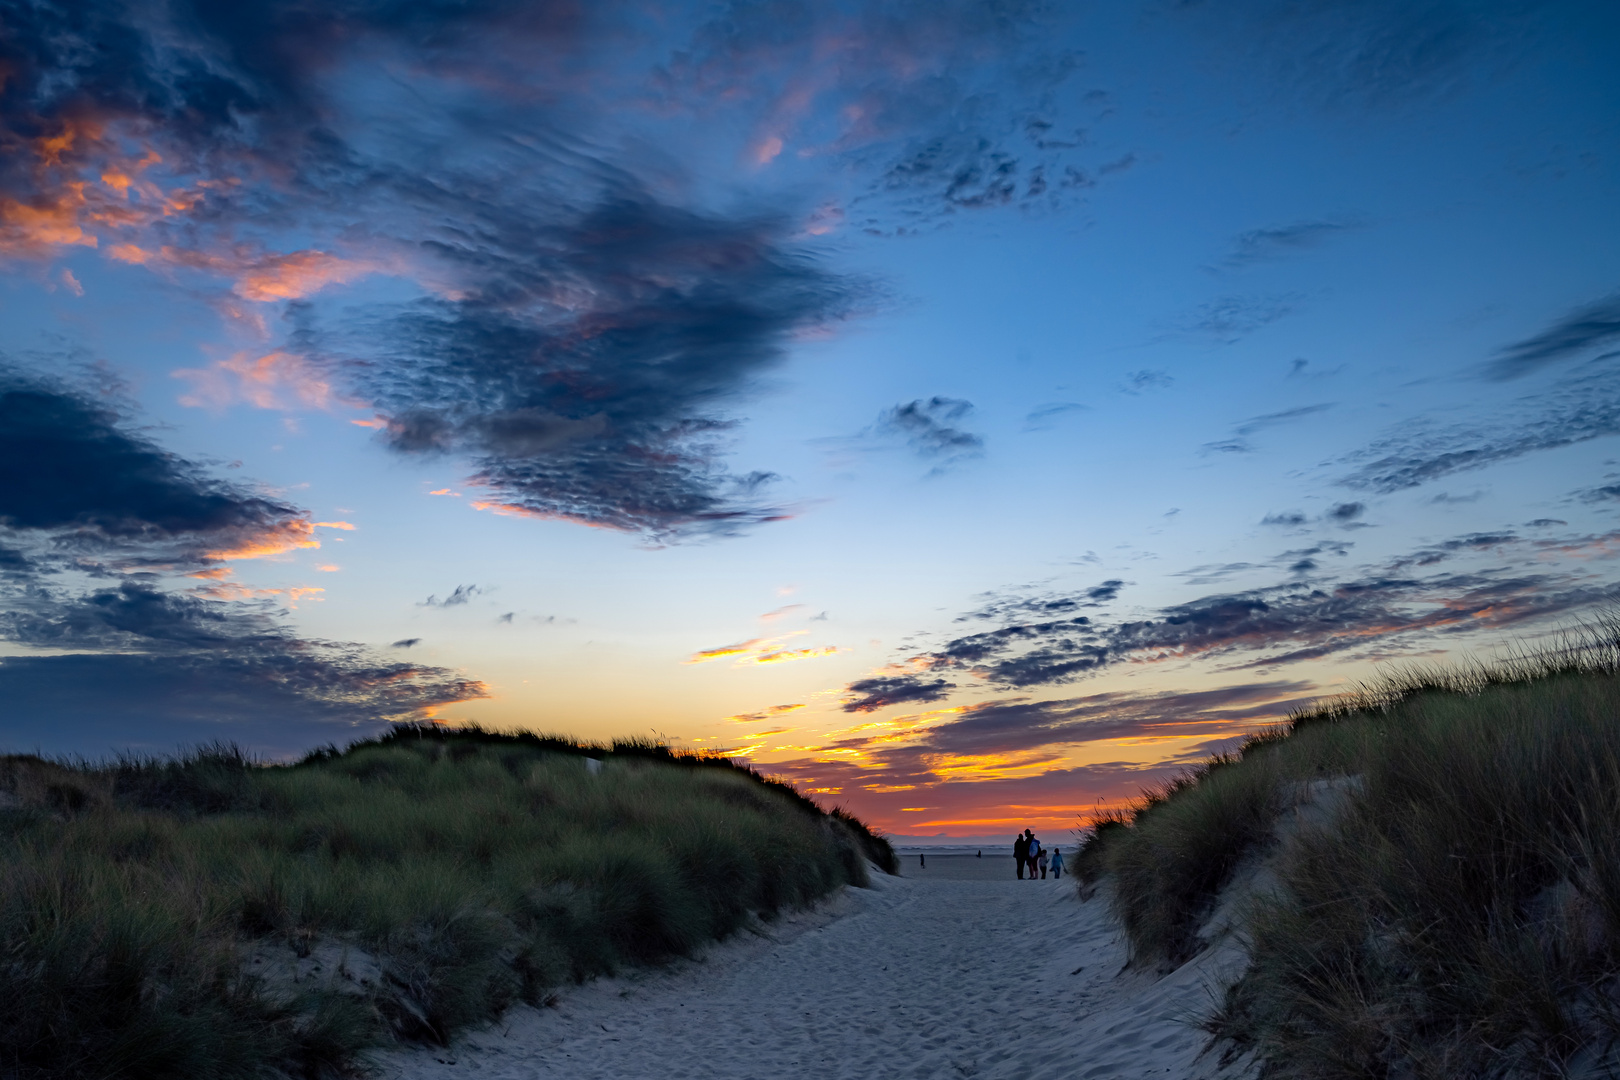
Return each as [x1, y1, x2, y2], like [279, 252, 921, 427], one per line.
[1078, 616, 1620, 1076]
[0, 727, 894, 1080]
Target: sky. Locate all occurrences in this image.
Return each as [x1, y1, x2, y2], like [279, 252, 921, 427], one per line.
[3, 0, 1620, 843]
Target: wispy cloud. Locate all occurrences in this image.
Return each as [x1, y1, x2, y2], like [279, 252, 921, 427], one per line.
[874, 397, 985, 468]
[1177, 294, 1301, 344]
[1204, 403, 1335, 454]
[1216, 219, 1361, 270]
[843, 673, 955, 713]
[1339, 355, 1620, 492]
[420, 584, 483, 608]
[1485, 293, 1620, 381]
[836, 527, 1620, 704]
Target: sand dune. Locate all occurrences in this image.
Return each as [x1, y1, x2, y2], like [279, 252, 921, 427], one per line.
[370, 858, 1254, 1080]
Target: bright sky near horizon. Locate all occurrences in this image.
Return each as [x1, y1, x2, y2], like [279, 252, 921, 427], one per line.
[3, 0, 1620, 841]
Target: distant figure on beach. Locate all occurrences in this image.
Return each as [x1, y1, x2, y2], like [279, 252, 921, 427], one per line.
[1024, 830, 1040, 880]
[1049, 847, 1064, 879]
[919, 853, 926, 869]
[1013, 833, 1028, 878]
[1037, 845, 1049, 879]
[976, 849, 981, 858]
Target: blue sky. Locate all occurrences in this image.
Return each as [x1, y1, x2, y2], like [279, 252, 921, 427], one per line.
[2, 0, 1619, 839]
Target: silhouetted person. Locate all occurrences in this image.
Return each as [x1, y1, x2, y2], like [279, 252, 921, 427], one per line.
[977, 849, 981, 858]
[1049, 847, 1065, 879]
[1013, 832, 1028, 878]
[1037, 845, 1049, 879]
[919, 852, 926, 870]
[1024, 830, 1040, 880]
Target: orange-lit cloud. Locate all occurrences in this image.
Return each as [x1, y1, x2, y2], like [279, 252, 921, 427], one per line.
[687, 630, 839, 666]
[202, 519, 354, 562]
[0, 188, 98, 255]
[728, 702, 807, 722]
[233, 250, 380, 302]
[174, 350, 341, 412]
[754, 645, 840, 664]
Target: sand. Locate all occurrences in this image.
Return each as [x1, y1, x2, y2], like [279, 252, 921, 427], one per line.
[368, 858, 1256, 1080]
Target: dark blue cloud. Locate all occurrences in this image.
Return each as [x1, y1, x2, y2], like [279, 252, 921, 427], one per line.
[1178, 294, 1300, 344]
[312, 189, 866, 540]
[420, 585, 482, 608]
[1217, 220, 1361, 270]
[0, 653, 471, 759]
[1170, 0, 1529, 113]
[0, 369, 306, 563]
[0, 371, 488, 750]
[1486, 294, 1620, 381]
[842, 674, 954, 713]
[1340, 355, 1620, 492]
[958, 580, 1123, 623]
[1577, 483, 1620, 503]
[876, 397, 984, 466]
[3, 0, 1073, 541]
[840, 528, 1620, 700]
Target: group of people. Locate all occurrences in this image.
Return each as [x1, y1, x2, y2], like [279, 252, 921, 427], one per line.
[1012, 829, 1062, 879]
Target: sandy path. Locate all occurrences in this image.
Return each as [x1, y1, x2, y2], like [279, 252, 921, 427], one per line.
[370, 862, 1250, 1080]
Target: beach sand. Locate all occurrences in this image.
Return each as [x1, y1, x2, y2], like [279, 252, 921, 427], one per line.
[369, 865, 1253, 1080]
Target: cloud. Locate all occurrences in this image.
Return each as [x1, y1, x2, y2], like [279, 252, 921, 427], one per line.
[1262, 511, 1308, 527]
[0, 652, 480, 759]
[319, 190, 866, 540]
[1327, 501, 1365, 522]
[688, 631, 838, 666]
[843, 674, 955, 713]
[1177, 294, 1300, 343]
[1170, 0, 1527, 114]
[1022, 402, 1087, 430]
[1205, 403, 1336, 456]
[875, 397, 984, 465]
[0, 0, 1096, 542]
[1485, 293, 1620, 381]
[0, 369, 487, 753]
[912, 681, 1316, 758]
[1217, 220, 1360, 270]
[391, 638, 421, 648]
[1578, 484, 1620, 503]
[0, 367, 313, 568]
[1338, 356, 1620, 492]
[849, 527, 1620, 697]
[420, 584, 482, 608]
[0, 581, 487, 754]
[958, 580, 1125, 623]
[768, 680, 1316, 829]
[1120, 370, 1174, 394]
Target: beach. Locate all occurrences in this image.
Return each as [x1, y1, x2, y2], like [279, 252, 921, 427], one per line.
[370, 865, 1252, 1080]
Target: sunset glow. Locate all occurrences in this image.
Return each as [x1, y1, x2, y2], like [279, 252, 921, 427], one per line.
[1, 0, 1617, 844]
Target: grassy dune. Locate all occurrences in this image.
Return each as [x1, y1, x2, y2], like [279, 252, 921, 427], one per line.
[0, 727, 895, 1080]
[1078, 620, 1620, 1077]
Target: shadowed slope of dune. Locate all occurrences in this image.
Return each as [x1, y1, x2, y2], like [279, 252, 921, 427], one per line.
[0, 728, 894, 1080]
[1080, 616, 1620, 1078]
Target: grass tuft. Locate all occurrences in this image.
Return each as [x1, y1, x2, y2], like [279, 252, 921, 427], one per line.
[0, 728, 892, 1078]
[1078, 611, 1620, 1075]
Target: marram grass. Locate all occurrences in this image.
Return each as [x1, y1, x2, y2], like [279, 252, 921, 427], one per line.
[1078, 616, 1620, 1077]
[0, 727, 894, 1080]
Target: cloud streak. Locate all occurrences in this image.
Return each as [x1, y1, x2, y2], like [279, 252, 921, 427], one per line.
[1486, 293, 1620, 381]
[840, 527, 1620, 706]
